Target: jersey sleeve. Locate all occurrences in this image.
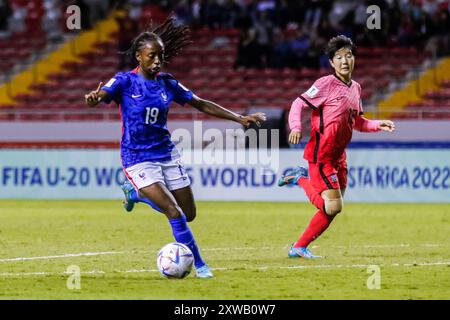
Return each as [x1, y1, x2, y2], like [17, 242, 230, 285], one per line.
[288, 98, 306, 132]
[357, 82, 364, 115]
[164, 75, 194, 106]
[101, 73, 127, 104]
[354, 116, 381, 132]
[299, 77, 330, 109]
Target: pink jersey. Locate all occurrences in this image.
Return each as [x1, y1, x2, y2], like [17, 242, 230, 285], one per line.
[289, 74, 380, 163]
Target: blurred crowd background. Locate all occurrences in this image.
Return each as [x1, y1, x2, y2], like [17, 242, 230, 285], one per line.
[168, 0, 450, 69]
[1, 0, 448, 69]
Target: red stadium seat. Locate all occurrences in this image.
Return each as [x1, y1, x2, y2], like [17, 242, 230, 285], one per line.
[298, 68, 316, 79]
[242, 68, 259, 79]
[281, 79, 297, 89]
[361, 89, 374, 100]
[241, 79, 260, 91]
[440, 79, 450, 88]
[225, 78, 243, 89]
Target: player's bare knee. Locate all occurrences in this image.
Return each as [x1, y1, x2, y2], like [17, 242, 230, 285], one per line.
[326, 207, 342, 216]
[324, 198, 343, 216]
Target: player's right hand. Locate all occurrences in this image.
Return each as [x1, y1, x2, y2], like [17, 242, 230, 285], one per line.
[85, 82, 103, 107]
[289, 130, 302, 144]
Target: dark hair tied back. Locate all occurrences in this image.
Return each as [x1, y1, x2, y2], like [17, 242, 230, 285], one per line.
[121, 14, 191, 64]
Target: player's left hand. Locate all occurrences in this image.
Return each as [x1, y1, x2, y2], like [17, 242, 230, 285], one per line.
[379, 120, 395, 132]
[239, 113, 267, 127]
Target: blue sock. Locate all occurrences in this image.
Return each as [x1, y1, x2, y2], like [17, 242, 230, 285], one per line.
[129, 189, 163, 213]
[169, 215, 206, 269]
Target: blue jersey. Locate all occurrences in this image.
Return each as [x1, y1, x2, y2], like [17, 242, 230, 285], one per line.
[101, 70, 193, 168]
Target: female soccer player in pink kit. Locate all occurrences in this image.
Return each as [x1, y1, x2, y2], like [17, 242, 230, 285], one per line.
[278, 35, 396, 258]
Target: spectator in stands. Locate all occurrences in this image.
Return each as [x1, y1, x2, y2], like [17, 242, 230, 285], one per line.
[87, 0, 109, 22]
[428, 8, 450, 56]
[173, 0, 192, 25]
[203, 0, 225, 29]
[414, 10, 435, 49]
[272, 0, 288, 29]
[422, 0, 439, 17]
[398, 12, 415, 46]
[222, 0, 242, 28]
[306, 32, 327, 69]
[235, 15, 260, 68]
[42, 0, 63, 41]
[8, 0, 27, 34]
[288, 25, 311, 68]
[190, 0, 202, 28]
[253, 9, 273, 67]
[317, 17, 335, 43]
[352, 1, 368, 43]
[255, 0, 276, 21]
[0, 0, 11, 37]
[270, 27, 291, 68]
[304, 0, 324, 29]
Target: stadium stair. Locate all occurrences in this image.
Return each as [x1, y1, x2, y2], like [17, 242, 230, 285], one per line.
[377, 57, 450, 119]
[0, 11, 119, 106]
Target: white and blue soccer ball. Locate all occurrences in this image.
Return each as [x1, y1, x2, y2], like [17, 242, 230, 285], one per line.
[157, 242, 194, 279]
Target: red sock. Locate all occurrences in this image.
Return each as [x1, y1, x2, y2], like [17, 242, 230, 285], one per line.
[297, 177, 325, 212]
[294, 210, 334, 248]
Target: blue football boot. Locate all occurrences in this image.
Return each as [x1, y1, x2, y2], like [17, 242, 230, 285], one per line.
[288, 244, 322, 258]
[278, 166, 309, 187]
[196, 264, 214, 278]
[121, 180, 136, 213]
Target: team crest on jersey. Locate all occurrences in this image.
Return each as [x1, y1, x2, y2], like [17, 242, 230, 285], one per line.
[305, 85, 319, 98]
[330, 174, 338, 183]
[161, 91, 168, 102]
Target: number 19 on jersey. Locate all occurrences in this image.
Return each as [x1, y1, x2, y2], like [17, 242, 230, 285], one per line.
[145, 107, 159, 124]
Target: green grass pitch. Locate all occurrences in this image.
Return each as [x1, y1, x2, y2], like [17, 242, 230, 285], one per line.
[0, 200, 448, 299]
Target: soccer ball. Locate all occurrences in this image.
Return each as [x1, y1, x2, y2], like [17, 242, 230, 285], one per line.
[156, 242, 194, 279]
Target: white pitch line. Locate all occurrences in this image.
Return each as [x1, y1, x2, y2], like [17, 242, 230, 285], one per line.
[0, 251, 124, 263]
[0, 243, 446, 263]
[331, 243, 446, 249]
[1, 261, 449, 277]
[202, 246, 273, 251]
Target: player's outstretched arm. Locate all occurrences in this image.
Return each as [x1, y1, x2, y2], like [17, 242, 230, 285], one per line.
[354, 115, 396, 133]
[84, 82, 109, 107]
[187, 95, 266, 127]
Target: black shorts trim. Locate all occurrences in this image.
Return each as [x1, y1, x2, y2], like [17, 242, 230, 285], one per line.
[313, 131, 320, 163]
[318, 163, 333, 189]
[319, 107, 324, 134]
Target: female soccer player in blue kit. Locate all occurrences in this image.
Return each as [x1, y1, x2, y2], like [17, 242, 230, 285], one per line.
[85, 17, 266, 278]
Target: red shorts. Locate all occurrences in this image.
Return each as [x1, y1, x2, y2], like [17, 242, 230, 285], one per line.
[309, 160, 348, 194]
